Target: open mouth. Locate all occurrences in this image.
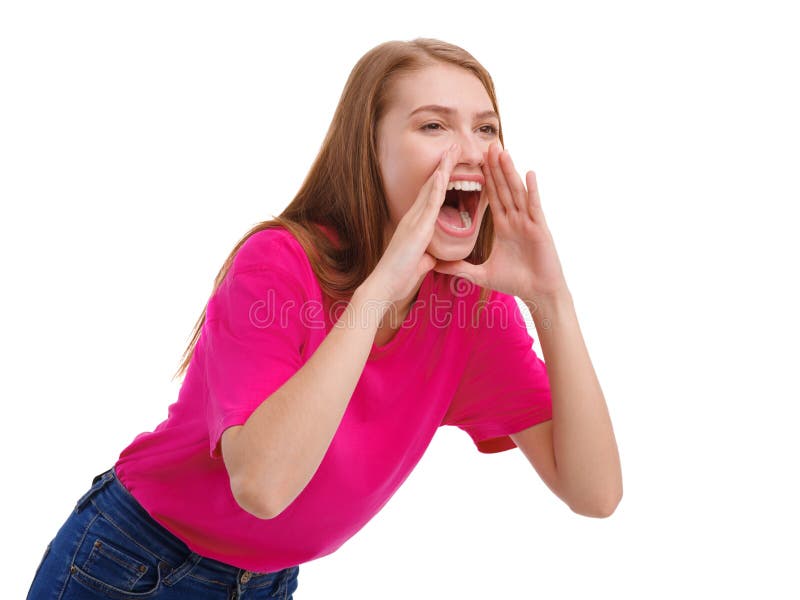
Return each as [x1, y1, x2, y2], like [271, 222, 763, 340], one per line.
[439, 188, 479, 230]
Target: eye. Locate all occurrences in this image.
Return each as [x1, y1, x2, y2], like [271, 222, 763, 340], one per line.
[421, 122, 499, 135]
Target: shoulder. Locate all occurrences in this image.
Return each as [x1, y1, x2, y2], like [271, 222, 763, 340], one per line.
[429, 275, 521, 338]
[468, 287, 531, 341]
[231, 226, 313, 279]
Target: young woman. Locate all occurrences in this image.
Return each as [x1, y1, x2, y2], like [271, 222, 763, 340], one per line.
[27, 38, 622, 599]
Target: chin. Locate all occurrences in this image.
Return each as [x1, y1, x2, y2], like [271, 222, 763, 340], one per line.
[427, 234, 476, 262]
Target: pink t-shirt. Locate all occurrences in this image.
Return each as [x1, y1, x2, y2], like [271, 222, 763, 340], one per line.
[114, 225, 552, 573]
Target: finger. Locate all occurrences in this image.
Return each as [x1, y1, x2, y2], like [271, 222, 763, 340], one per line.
[489, 142, 517, 214]
[426, 143, 461, 218]
[481, 150, 506, 221]
[499, 148, 527, 214]
[408, 151, 443, 218]
[426, 169, 444, 218]
[408, 146, 449, 222]
[525, 170, 546, 224]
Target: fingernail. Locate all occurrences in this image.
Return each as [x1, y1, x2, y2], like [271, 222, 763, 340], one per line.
[450, 143, 458, 152]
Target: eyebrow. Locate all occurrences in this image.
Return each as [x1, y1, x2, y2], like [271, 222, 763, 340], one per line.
[408, 104, 500, 121]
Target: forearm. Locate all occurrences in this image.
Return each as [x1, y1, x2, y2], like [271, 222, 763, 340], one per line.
[523, 289, 622, 516]
[238, 283, 389, 517]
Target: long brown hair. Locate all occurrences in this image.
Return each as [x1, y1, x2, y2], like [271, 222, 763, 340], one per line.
[171, 37, 505, 382]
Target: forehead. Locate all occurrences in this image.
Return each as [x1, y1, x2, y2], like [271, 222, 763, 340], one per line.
[387, 63, 494, 119]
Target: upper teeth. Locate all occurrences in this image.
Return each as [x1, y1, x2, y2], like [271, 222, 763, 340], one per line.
[447, 180, 482, 192]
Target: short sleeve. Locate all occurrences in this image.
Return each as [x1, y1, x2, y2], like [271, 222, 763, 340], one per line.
[204, 263, 309, 460]
[441, 291, 552, 454]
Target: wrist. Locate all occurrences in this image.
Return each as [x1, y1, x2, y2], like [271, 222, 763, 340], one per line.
[352, 281, 392, 323]
[521, 287, 574, 331]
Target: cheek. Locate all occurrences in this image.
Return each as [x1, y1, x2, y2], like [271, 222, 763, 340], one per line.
[382, 142, 445, 220]
[383, 187, 416, 225]
[385, 176, 427, 220]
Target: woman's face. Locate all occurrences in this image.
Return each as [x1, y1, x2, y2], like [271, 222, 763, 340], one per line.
[376, 63, 501, 261]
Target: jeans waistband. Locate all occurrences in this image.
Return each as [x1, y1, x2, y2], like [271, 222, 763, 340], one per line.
[77, 467, 297, 587]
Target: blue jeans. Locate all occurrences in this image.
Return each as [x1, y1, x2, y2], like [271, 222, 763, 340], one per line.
[26, 467, 300, 599]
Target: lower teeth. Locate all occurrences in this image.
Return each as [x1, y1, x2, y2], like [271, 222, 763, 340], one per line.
[440, 209, 473, 231]
[454, 210, 472, 230]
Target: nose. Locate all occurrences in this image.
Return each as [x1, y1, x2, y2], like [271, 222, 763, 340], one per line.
[452, 130, 487, 167]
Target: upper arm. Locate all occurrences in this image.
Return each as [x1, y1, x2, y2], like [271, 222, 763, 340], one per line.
[204, 234, 310, 462]
[510, 419, 567, 504]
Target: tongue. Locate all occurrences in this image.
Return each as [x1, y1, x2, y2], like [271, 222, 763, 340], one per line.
[438, 204, 464, 227]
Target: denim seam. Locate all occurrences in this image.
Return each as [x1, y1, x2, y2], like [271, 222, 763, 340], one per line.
[186, 571, 233, 586]
[247, 580, 279, 590]
[58, 511, 100, 600]
[89, 501, 164, 565]
[161, 552, 203, 587]
[92, 490, 226, 588]
[75, 472, 113, 513]
[83, 541, 147, 588]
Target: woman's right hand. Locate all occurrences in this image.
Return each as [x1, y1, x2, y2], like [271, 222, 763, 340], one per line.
[362, 143, 462, 305]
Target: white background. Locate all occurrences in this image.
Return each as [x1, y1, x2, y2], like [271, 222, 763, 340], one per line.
[2, 1, 798, 598]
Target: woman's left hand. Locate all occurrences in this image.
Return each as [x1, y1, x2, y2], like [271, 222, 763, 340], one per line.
[433, 142, 569, 300]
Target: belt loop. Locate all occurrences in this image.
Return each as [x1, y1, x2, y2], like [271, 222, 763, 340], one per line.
[74, 468, 114, 513]
[279, 565, 297, 590]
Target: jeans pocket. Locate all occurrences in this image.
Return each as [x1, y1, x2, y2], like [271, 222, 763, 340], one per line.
[69, 512, 163, 599]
